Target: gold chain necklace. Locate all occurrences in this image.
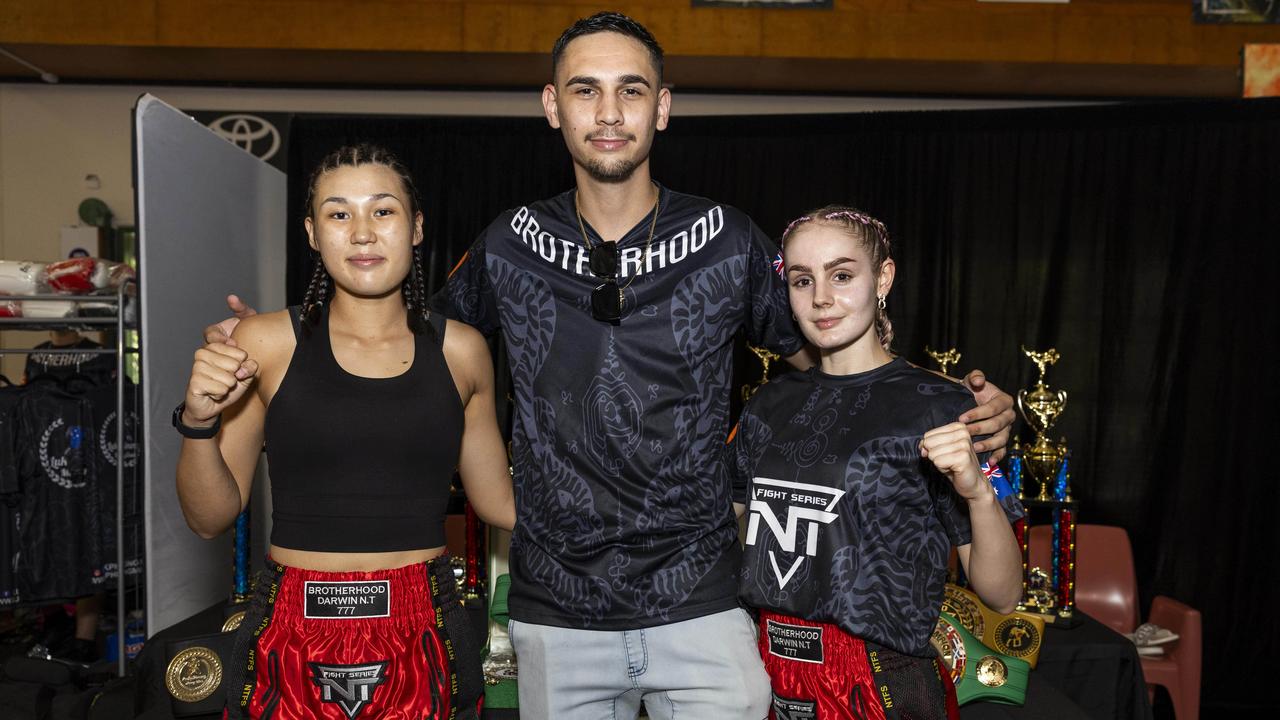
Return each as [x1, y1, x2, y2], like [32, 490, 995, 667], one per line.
[574, 188, 659, 297]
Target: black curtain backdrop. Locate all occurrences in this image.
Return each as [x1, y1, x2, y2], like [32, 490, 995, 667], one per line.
[285, 98, 1280, 712]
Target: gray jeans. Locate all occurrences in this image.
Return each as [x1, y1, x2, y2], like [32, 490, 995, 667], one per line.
[509, 607, 771, 720]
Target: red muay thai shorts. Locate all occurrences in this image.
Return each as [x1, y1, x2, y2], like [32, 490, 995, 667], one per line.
[223, 558, 481, 720]
[758, 610, 959, 720]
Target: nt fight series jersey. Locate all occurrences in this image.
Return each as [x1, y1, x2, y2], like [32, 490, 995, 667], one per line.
[730, 358, 1024, 657]
[436, 185, 805, 630]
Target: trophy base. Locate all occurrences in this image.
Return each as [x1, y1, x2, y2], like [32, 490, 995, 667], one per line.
[1017, 606, 1081, 628]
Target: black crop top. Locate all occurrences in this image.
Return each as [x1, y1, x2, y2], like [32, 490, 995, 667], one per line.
[263, 305, 463, 553]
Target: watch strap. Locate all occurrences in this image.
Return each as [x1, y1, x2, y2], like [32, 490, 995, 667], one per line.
[173, 401, 220, 439]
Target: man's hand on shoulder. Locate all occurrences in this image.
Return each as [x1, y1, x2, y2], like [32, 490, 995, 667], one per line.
[203, 294, 258, 346]
[960, 370, 1016, 464]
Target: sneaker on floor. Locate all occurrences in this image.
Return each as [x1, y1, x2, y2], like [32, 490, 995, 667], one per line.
[1127, 622, 1179, 647]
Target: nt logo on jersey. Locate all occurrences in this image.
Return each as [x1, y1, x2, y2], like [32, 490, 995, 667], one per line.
[308, 661, 388, 719]
[746, 478, 844, 589]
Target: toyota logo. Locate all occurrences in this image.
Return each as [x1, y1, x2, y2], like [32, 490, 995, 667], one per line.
[207, 113, 281, 162]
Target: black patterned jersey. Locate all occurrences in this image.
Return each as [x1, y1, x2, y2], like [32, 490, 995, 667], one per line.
[730, 358, 1024, 657]
[435, 185, 805, 629]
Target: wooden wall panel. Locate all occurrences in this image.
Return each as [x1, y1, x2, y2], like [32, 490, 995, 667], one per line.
[4, 0, 1280, 68]
[0, 0, 157, 45]
[2, 1, 1279, 95]
[153, 1, 466, 51]
[462, 3, 586, 54]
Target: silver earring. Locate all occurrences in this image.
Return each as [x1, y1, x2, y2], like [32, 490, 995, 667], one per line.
[877, 295, 886, 310]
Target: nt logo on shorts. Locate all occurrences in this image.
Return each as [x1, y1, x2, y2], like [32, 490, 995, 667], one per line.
[746, 478, 844, 588]
[308, 661, 388, 719]
[772, 693, 817, 720]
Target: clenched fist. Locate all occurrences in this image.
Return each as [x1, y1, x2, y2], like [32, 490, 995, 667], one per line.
[920, 422, 988, 503]
[183, 340, 259, 428]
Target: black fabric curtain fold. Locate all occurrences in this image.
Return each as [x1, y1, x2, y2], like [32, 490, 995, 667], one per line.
[285, 98, 1280, 712]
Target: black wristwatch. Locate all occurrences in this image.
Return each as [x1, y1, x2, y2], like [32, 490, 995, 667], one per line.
[172, 402, 221, 439]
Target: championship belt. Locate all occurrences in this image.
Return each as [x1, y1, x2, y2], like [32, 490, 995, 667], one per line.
[941, 583, 1045, 669]
[931, 611, 1029, 706]
[164, 630, 235, 716]
[483, 574, 518, 686]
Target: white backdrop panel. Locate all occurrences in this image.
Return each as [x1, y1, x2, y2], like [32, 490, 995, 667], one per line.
[136, 94, 285, 634]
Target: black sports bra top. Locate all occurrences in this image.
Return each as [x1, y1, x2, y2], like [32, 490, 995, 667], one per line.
[263, 305, 463, 552]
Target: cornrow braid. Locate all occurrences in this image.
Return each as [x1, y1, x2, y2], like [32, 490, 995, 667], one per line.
[402, 243, 437, 340]
[302, 143, 433, 338]
[781, 204, 895, 352]
[299, 252, 331, 337]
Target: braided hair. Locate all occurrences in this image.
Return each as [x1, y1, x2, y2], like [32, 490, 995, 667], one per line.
[301, 143, 435, 340]
[781, 205, 895, 352]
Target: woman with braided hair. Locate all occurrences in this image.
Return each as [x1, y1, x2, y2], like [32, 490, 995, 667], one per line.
[729, 206, 1023, 720]
[175, 144, 512, 719]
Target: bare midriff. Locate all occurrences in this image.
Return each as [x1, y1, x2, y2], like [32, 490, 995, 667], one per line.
[269, 544, 446, 572]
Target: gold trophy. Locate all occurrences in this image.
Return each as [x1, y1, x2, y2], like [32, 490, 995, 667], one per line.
[925, 346, 962, 377]
[1012, 347, 1078, 624]
[741, 344, 780, 403]
[1016, 347, 1069, 502]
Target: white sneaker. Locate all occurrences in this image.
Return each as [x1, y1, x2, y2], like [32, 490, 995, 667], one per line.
[1127, 623, 1179, 646]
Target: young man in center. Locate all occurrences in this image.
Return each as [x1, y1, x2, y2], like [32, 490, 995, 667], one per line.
[435, 13, 1015, 719]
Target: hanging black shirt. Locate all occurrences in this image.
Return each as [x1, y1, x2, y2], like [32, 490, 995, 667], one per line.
[14, 381, 103, 601]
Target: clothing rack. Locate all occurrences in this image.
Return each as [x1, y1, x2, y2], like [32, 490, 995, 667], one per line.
[0, 280, 139, 676]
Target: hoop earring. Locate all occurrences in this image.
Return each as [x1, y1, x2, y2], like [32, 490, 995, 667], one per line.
[877, 295, 886, 311]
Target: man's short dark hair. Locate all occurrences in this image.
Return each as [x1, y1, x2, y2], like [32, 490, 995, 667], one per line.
[551, 11, 664, 82]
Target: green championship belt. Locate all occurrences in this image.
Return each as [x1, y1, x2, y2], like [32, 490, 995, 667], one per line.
[931, 611, 1030, 706]
[941, 583, 1045, 669]
[483, 574, 518, 708]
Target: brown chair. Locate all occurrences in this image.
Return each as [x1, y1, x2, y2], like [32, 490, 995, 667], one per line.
[1027, 523, 1201, 720]
[1139, 596, 1202, 720]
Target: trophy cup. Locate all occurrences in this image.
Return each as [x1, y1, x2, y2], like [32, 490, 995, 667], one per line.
[741, 344, 780, 403]
[1011, 347, 1077, 624]
[1015, 348, 1069, 502]
[925, 346, 962, 377]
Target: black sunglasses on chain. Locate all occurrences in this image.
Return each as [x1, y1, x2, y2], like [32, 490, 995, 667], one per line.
[589, 242, 623, 323]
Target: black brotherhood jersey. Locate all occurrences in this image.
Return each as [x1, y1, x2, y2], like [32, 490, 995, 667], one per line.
[24, 338, 116, 386]
[730, 359, 1024, 657]
[437, 186, 805, 629]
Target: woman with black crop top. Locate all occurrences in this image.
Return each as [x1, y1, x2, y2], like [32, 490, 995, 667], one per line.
[175, 144, 513, 719]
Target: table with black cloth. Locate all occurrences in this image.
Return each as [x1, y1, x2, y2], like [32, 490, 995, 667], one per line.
[962, 610, 1153, 720]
